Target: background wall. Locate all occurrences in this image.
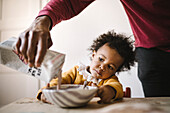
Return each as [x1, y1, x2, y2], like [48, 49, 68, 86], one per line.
[0, 0, 144, 107]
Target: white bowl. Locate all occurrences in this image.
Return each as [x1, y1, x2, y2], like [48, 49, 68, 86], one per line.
[42, 84, 98, 108]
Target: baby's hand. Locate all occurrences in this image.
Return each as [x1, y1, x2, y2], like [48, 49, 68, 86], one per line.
[41, 93, 51, 104]
[40, 83, 51, 104]
[97, 85, 116, 104]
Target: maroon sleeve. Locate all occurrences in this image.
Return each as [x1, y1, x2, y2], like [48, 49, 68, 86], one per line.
[38, 0, 95, 29]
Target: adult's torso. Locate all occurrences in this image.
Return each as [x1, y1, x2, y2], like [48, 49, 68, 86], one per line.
[120, 0, 170, 52]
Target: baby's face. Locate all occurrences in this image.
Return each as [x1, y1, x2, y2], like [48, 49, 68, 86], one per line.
[90, 44, 124, 79]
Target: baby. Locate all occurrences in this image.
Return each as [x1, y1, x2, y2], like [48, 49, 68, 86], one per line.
[37, 30, 135, 104]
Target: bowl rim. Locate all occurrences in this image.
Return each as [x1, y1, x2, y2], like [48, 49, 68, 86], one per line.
[42, 84, 98, 92]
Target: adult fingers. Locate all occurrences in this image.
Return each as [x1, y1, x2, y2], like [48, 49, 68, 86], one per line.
[47, 36, 53, 49]
[35, 33, 49, 67]
[19, 32, 29, 62]
[27, 31, 38, 67]
[15, 37, 21, 54]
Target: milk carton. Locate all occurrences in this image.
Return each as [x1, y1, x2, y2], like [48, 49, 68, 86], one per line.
[0, 37, 65, 83]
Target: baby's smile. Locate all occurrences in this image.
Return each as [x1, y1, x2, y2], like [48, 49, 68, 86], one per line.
[94, 69, 102, 78]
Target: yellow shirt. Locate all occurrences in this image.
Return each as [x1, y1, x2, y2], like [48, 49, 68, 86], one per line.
[37, 65, 123, 100]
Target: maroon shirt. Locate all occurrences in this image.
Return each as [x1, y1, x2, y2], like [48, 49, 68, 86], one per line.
[38, 0, 170, 52]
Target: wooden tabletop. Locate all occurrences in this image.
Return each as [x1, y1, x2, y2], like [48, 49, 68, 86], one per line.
[0, 97, 170, 113]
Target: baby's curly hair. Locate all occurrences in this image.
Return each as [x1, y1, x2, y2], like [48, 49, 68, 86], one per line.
[89, 30, 135, 73]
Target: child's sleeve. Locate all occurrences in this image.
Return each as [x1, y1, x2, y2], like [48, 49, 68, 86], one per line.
[36, 86, 47, 100]
[36, 65, 79, 100]
[103, 76, 124, 100]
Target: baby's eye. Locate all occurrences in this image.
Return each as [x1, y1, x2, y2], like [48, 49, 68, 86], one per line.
[108, 65, 114, 70]
[99, 57, 104, 62]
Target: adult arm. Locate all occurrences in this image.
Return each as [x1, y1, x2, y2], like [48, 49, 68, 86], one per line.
[15, 0, 95, 67]
[39, 0, 95, 28]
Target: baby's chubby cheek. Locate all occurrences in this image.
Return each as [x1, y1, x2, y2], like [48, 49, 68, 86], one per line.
[91, 71, 98, 78]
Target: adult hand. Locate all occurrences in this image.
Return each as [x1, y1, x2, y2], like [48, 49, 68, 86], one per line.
[15, 16, 53, 67]
[95, 85, 116, 104]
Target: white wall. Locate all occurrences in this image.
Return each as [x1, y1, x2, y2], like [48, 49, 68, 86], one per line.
[0, 0, 44, 107]
[49, 0, 144, 98]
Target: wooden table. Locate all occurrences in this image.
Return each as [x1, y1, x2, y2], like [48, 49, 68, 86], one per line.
[0, 97, 170, 113]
